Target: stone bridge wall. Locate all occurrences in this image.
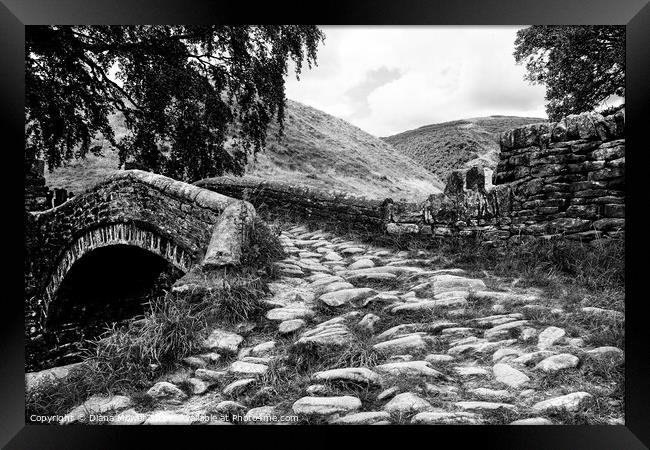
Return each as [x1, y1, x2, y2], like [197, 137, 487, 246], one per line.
[195, 177, 389, 233]
[197, 110, 624, 245]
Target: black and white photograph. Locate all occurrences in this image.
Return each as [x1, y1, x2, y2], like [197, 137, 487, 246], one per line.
[23, 23, 628, 428]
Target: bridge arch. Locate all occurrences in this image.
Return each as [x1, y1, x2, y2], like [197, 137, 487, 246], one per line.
[42, 221, 194, 325]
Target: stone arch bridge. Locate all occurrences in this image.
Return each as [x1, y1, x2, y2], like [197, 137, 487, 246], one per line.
[25, 170, 256, 369]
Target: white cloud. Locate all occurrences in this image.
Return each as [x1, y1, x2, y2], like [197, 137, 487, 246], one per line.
[285, 26, 547, 136]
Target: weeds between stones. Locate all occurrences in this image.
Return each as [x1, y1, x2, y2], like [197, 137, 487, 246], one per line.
[477, 407, 523, 425]
[285, 340, 385, 375]
[253, 361, 312, 409]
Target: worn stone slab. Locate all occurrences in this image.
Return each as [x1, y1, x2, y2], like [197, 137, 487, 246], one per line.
[537, 326, 566, 349]
[229, 361, 269, 376]
[62, 395, 132, 423]
[330, 411, 391, 425]
[411, 411, 483, 424]
[375, 361, 445, 378]
[202, 329, 244, 353]
[278, 319, 307, 334]
[493, 363, 530, 389]
[292, 396, 361, 416]
[373, 335, 428, 354]
[535, 354, 580, 373]
[319, 288, 377, 307]
[313, 367, 383, 385]
[532, 392, 594, 413]
[383, 392, 432, 415]
[266, 306, 315, 322]
[455, 401, 516, 412]
[146, 382, 187, 404]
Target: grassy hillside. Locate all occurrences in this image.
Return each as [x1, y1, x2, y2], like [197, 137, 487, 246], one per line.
[246, 100, 443, 200]
[46, 100, 443, 201]
[383, 116, 547, 181]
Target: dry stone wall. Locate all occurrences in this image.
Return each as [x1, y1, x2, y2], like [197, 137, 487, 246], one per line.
[198, 110, 624, 245]
[195, 177, 390, 233]
[400, 109, 626, 243]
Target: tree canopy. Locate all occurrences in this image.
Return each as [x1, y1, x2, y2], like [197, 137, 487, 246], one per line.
[514, 25, 625, 121]
[26, 25, 325, 182]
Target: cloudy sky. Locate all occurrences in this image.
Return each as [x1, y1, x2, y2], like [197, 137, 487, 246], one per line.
[284, 26, 548, 137]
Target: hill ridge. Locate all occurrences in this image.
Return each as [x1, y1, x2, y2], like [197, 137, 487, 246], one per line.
[383, 115, 547, 180]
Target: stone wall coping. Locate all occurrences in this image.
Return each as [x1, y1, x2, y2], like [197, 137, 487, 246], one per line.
[30, 169, 238, 217]
[499, 110, 625, 151]
[196, 175, 389, 207]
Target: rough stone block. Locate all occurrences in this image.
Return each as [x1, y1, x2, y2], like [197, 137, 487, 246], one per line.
[603, 204, 625, 218]
[592, 218, 625, 231]
[588, 167, 624, 181]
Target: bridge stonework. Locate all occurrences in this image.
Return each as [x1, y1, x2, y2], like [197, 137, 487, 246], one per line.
[25, 170, 251, 369]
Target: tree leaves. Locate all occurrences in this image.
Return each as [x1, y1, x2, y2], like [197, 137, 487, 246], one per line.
[25, 25, 325, 182]
[513, 26, 625, 121]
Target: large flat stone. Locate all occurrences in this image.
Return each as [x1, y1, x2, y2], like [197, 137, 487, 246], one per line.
[510, 417, 554, 425]
[202, 329, 244, 354]
[348, 259, 375, 270]
[309, 275, 345, 288]
[318, 281, 355, 295]
[391, 298, 467, 313]
[229, 361, 269, 376]
[319, 288, 377, 307]
[62, 395, 132, 423]
[146, 382, 187, 404]
[278, 319, 306, 334]
[143, 411, 194, 425]
[532, 392, 594, 413]
[411, 411, 483, 424]
[493, 363, 530, 389]
[467, 388, 514, 401]
[432, 274, 487, 294]
[312, 367, 383, 385]
[537, 326, 566, 349]
[266, 306, 315, 322]
[292, 396, 361, 416]
[455, 401, 516, 412]
[448, 339, 517, 356]
[222, 378, 256, 396]
[383, 392, 432, 415]
[374, 361, 445, 378]
[535, 354, 580, 373]
[373, 334, 428, 354]
[26, 362, 84, 393]
[330, 411, 391, 425]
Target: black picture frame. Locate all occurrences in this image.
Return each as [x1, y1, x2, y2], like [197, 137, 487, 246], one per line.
[3, 0, 649, 448]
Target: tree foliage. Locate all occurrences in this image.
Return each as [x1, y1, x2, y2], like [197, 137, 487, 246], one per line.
[514, 26, 625, 121]
[26, 25, 325, 182]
